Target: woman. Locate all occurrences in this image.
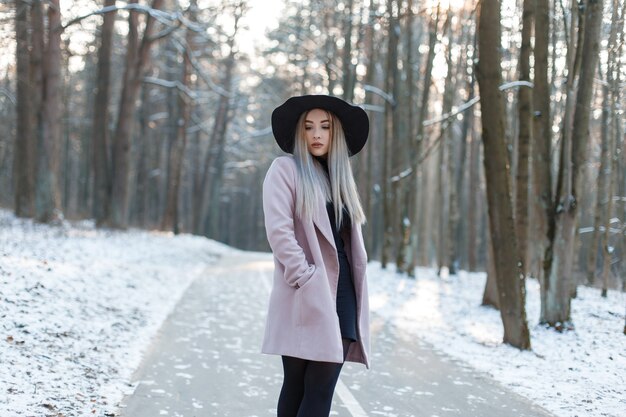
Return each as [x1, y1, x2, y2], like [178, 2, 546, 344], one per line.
[262, 95, 370, 417]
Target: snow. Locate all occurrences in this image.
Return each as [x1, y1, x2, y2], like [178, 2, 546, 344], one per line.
[1, 208, 624, 417]
[367, 262, 626, 417]
[0, 209, 234, 416]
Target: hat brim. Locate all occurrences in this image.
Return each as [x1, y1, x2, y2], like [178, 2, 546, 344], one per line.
[271, 95, 369, 156]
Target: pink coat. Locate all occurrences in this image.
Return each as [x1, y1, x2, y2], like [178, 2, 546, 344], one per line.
[261, 156, 370, 368]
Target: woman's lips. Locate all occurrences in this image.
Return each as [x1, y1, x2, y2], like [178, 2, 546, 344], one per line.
[312, 143, 323, 148]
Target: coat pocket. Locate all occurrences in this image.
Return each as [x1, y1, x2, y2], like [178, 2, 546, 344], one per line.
[295, 267, 335, 327]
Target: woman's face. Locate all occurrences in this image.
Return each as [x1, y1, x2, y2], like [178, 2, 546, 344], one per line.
[304, 108, 331, 158]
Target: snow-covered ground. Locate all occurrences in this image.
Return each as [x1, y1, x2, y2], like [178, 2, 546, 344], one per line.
[368, 264, 625, 417]
[0, 210, 233, 416]
[1, 208, 624, 417]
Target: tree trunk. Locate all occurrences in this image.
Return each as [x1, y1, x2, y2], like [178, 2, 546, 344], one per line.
[546, 0, 584, 308]
[440, 16, 456, 276]
[516, 0, 533, 276]
[467, 92, 480, 272]
[162, 2, 195, 232]
[482, 229, 500, 309]
[530, 0, 552, 288]
[29, 0, 45, 214]
[135, 83, 150, 227]
[543, 0, 603, 328]
[362, 0, 380, 258]
[108, 0, 164, 228]
[92, 0, 116, 225]
[14, 0, 36, 218]
[531, 0, 553, 328]
[196, 47, 237, 237]
[36, 0, 63, 223]
[341, 0, 355, 102]
[600, 0, 621, 297]
[589, 67, 611, 285]
[449, 19, 472, 274]
[476, 0, 530, 349]
[435, 20, 454, 276]
[381, 0, 399, 268]
[396, 0, 417, 274]
[600, 122, 615, 298]
[323, 9, 338, 94]
[410, 5, 440, 273]
[613, 0, 625, 294]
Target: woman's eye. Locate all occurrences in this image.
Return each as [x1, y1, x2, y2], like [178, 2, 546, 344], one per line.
[305, 126, 312, 130]
[322, 126, 329, 129]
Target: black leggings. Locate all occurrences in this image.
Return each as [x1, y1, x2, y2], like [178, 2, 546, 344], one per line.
[277, 339, 352, 417]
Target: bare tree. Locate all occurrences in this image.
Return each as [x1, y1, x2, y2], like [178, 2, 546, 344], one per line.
[361, 0, 382, 258]
[530, 0, 552, 290]
[92, 0, 116, 225]
[162, 0, 197, 232]
[589, 61, 612, 287]
[35, 0, 63, 222]
[407, 4, 440, 275]
[381, 0, 399, 268]
[13, 0, 36, 218]
[450, 15, 474, 273]
[599, 0, 622, 297]
[395, 0, 417, 274]
[108, 0, 165, 228]
[341, 0, 356, 101]
[195, 2, 246, 238]
[436, 14, 454, 276]
[516, 0, 533, 275]
[476, 0, 530, 349]
[542, 0, 604, 328]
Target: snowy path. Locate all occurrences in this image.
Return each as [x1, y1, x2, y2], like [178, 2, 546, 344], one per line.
[117, 252, 554, 417]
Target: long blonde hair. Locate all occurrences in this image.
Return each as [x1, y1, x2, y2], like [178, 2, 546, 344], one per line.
[292, 109, 366, 228]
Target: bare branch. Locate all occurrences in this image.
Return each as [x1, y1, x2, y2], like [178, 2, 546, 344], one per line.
[170, 33, 233, 98]
[62, 4, 177, 30]
[0, 87, 16, 104]
[363, 84, 396, 105]
[423, 80, 533, 127]
[142, 76, 196, 100]
[423, 96, 480, 126]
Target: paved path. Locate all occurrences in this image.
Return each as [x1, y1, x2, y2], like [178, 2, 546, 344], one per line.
[118, 252, 554, 417]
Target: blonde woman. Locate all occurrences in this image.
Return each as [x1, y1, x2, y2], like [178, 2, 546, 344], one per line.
[262, 95, 370, 416]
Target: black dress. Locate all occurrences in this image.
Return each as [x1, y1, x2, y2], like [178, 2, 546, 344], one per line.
[316, 158, 358, 342]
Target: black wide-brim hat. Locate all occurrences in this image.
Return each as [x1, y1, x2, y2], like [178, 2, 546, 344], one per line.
[271, 95, 369, 156]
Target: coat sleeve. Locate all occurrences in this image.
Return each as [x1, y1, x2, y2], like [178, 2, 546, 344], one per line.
[263, 157, 316, 288]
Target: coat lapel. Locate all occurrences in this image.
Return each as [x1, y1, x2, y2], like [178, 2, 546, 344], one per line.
[312, 197, 336, 250]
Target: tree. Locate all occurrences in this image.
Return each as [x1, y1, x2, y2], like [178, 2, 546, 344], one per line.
[381, 0, 399, 268]
[542, 0, 604, 328]
[476, 0, 530, 349]
[516, 0, 533, 275]
[589, 60, 612, 288]
[162, 0, 197, 232]
[530, 0, 552, 290]
[406, 4, 440, 275]
[35, 0, 63, 223]
[599, 0, 622, 297]
[448, 13, 473, 276]
[195, 1, 246, 238]
[92, 0, 116, 226]
[108, 0, 165, 228]
[340, 0, 356, 102]
[13, 0, 36, 218]
[436, 14, 454, 277]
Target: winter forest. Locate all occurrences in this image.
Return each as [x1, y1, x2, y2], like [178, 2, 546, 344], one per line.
[1, 0, 625, 352]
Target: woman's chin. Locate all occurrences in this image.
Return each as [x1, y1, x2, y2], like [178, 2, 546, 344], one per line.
[308, 148, 328, 158]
